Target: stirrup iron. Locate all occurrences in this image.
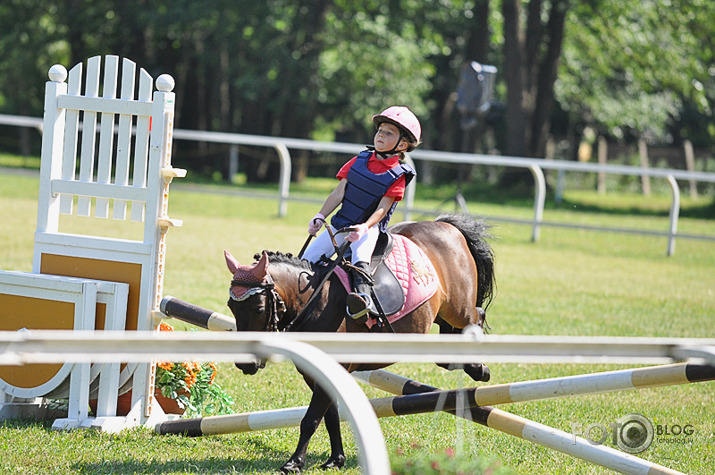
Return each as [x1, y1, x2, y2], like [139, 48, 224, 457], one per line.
[346, 292, 371, 319]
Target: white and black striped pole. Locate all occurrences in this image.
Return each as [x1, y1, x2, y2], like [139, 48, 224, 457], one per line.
[160, 296, 236, 332]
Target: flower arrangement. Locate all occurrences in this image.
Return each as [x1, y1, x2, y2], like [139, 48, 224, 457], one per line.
[156, 321, 234, 418]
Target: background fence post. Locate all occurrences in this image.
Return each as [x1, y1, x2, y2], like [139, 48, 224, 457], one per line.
[274, 143, 291, 218]
[638, 139, 651, 196]
[666, 175, 680, 257]
[597, 136, 607, 194]
[683, 140, 697, 199]
[529, 165, 546, 243]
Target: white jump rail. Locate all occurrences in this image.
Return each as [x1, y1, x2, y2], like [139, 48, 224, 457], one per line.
[2, 114, 715, 255]
[0, 331, 713, 367]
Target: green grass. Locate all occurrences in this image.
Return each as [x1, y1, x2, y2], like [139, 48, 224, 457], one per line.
[0, 171, 714, 474]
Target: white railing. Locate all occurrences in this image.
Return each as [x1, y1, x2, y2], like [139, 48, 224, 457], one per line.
[2, 113, 714, 255]
[3, 330, 714, 368]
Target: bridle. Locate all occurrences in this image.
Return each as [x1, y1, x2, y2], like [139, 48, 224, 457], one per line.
[229, 275, 286, 332]
[228, 235, 351, 333]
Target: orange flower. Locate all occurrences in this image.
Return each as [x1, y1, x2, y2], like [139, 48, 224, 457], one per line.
[183, 361, 200, 375]
[208, 362, 218, 382]
[157, 361, 174, 371]
[158, 321, 174, 332]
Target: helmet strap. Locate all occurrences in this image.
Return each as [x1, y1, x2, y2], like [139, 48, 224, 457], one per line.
[367, 145, 399, 159]
[367, 132, 407, 159]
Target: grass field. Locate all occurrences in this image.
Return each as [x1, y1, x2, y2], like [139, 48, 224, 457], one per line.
[0, 169, 714, 474]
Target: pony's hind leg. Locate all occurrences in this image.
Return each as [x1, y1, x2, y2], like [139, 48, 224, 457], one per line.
[476, 306, 489, 332]
[435, 318, 490, 382]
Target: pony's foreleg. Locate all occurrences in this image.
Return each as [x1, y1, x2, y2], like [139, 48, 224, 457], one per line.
[319, 402, 346, 470]
[436, 317, 490, 382]
[280, 386, 333, 474]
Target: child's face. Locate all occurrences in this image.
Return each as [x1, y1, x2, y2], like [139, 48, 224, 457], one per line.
[373, 123, 405, 154]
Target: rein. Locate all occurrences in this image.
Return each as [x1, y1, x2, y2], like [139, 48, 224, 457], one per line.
[284, 240, 351, 332]
[229, 231, 352, 333]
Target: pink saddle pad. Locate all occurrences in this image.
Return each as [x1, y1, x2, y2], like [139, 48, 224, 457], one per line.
[334, 234, 439, 328]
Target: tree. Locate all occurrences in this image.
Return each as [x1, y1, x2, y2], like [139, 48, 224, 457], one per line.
[556, 0, 715, 148]
[501, 0, 570, 160]
[1, 0, 713, 187]
[0, 0, 70, 155]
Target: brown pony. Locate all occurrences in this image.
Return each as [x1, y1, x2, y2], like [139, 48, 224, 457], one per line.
[224, 214, 495, 473]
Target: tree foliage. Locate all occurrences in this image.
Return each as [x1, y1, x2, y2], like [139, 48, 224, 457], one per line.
[0, 0, 712, 180]
[557, 0, 715, 144]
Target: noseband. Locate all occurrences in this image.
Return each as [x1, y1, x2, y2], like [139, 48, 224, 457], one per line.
[229, 276, 286, 332]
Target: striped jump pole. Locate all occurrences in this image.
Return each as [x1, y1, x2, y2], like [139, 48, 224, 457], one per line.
[154, 367, 700, 474]
[356, 370, 686, 475]
[160, 296, 236, 331]
[153, 383, 510, 437]
[356, 362, 715, 407]
[156, 405, 309, 437]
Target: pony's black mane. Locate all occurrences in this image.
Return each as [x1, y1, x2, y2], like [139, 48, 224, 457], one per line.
[255, 251, 339, 285]
[254, 251, 313, 271]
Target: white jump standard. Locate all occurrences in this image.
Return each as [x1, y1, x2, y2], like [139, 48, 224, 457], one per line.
[0, 55, 185, 431]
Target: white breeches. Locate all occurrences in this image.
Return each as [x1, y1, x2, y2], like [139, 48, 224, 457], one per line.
[301, 225, 380, 265]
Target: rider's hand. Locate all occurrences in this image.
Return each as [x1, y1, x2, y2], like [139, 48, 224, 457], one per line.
[346, 223, 368, 243]
[308, 213, 325, 235]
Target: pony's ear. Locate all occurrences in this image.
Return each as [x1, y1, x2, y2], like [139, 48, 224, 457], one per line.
[252, 251, 270, 279]
[224, 250, 240, 274]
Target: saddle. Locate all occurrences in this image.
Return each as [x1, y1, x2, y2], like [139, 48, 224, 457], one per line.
[338, 231, 439, 325]
[352, 232, 404, 317]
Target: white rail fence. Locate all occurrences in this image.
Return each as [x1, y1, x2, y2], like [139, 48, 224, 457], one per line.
[2, 113, 714, 256]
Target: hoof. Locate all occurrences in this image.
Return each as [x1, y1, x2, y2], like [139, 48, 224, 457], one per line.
[464, 363, 490, 382]
[319, 454, 346, 470]
[280, 460, 303, 474]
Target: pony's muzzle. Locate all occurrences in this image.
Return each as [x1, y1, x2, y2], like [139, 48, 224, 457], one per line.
[235, 357, 266, 375]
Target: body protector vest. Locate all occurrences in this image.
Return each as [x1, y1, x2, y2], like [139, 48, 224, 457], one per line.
[331, 150, 415, 233]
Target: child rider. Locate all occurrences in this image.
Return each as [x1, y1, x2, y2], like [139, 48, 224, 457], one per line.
[301, 106, 421, 319]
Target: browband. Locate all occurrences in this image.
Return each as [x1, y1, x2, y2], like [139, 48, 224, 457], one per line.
[229, 280, 274, 302]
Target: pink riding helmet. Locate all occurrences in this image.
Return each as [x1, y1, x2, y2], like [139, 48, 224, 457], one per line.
[372, 106, 422, 145]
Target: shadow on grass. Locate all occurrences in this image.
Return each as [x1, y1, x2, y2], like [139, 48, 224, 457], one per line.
[70, 434, 358, 474]
[675, 199, 715, 219]
[1, 419, 359, 474]
[443, 181, 715, 220]
[556, 196, 715, 219]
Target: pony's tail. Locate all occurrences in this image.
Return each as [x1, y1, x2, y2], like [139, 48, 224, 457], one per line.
[435, 214, 496, 312]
